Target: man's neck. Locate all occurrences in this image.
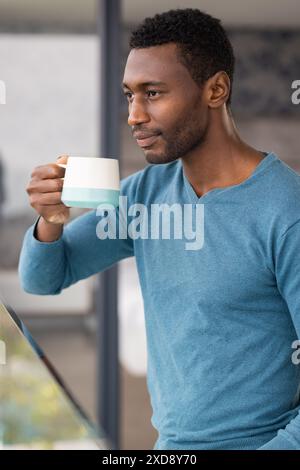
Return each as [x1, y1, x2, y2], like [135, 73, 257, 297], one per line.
[181, 111, 265, 198]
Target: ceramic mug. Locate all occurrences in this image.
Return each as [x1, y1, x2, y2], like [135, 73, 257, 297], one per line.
[57, 156, 120, 209]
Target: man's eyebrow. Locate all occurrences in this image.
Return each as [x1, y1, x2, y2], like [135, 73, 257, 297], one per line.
[122, 81, 167, 90]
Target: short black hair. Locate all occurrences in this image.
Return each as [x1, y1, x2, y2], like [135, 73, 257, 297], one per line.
[129, 8, 235, 106]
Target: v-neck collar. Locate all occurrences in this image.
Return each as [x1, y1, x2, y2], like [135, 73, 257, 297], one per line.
[181, 151, 278, 203]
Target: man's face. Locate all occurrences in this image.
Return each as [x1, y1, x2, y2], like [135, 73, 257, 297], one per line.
[122, 43, 209, 164]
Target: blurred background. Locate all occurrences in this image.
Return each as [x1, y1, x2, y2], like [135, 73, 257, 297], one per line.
[0, 0, 299, 450]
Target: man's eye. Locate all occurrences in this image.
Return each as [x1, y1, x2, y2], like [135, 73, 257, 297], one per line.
[147, 90, 159, 98]
[124, 90, 160, 101]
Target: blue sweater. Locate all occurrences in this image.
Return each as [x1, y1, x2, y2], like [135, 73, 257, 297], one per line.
[18, 151, 300, 450]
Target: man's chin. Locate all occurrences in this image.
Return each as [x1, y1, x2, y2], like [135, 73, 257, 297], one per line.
[144, 149, 175, 165]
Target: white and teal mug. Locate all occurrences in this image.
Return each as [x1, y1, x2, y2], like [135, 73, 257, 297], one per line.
[58, 156, 120, 209]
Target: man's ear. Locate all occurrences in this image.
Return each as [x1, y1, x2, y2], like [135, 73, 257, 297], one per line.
[205, 71, 231, 109]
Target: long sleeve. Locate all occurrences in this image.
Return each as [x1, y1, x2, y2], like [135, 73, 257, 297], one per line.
[18, 173, 138, 295]
[258, 220, 300, 450]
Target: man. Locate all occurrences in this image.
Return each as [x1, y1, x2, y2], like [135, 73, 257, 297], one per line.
[19, 9, 300, 450]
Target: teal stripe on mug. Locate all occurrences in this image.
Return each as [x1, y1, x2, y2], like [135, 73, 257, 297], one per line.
[61, 187, 120, 209]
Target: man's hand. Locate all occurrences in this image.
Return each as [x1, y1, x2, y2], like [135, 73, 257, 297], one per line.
[26, 155, 70, 241]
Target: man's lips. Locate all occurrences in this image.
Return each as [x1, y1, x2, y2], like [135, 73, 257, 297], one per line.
[134, 133, 161, 148]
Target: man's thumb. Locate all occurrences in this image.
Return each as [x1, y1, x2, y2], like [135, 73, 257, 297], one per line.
[56, 154, 69, 163]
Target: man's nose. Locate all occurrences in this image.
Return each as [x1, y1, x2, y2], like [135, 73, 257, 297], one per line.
[128, 100, 150, 127]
